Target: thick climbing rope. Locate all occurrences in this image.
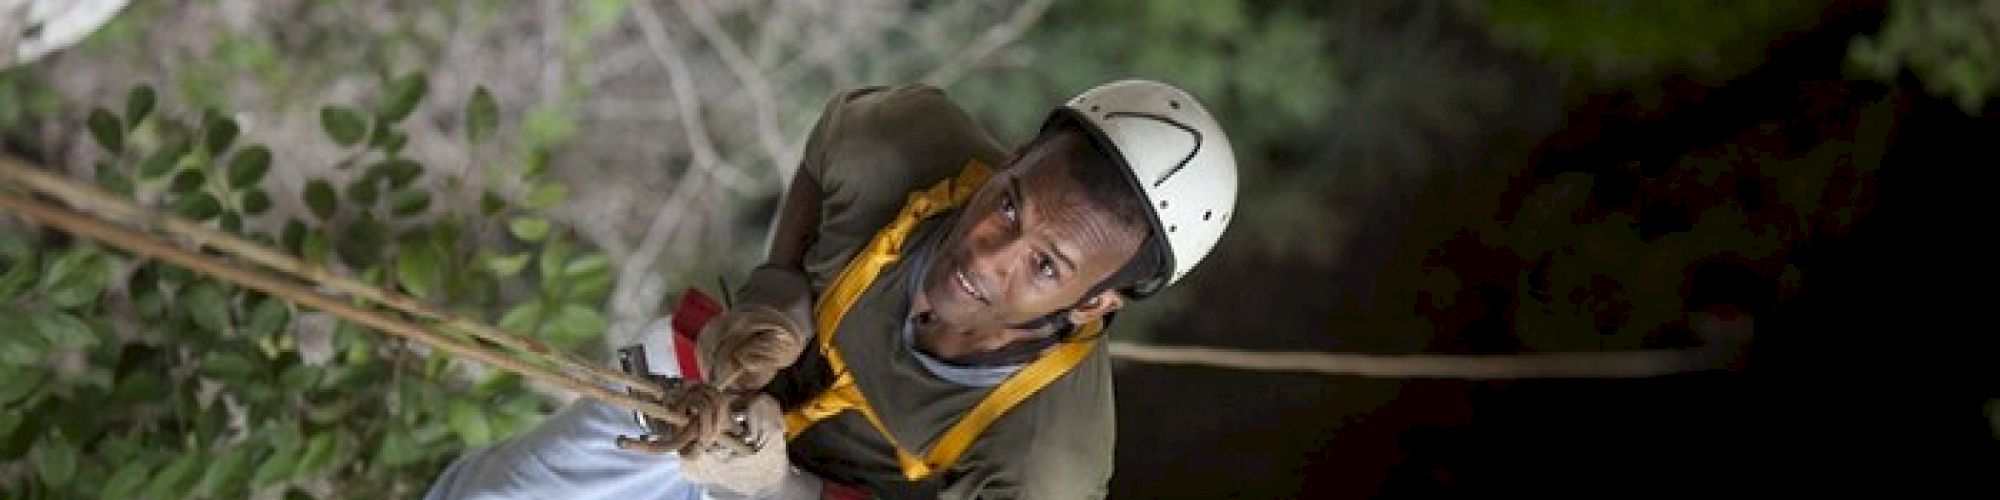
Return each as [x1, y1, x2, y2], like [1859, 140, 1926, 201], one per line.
[0, 155, 761, 454]
[0, 155, 1749, 427]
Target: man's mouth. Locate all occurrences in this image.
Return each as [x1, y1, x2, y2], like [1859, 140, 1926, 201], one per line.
[953, 269, 989, 304]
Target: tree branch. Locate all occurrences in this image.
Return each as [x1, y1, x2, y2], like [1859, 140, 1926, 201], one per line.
[628, 1, 759, 194]
[675, 0, 797, 182]
[919, 0, 1056, 88]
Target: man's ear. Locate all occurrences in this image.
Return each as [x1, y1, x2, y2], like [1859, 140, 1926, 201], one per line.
[1065, 290, 1125, 326]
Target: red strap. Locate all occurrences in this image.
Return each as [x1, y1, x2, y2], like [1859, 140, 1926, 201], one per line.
[670, 287, 723, 382]
[820, 478, 872, 500]
[671, 287, 873, 499]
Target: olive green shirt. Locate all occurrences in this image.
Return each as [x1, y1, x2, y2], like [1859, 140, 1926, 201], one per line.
[765, 85, 1116, 499]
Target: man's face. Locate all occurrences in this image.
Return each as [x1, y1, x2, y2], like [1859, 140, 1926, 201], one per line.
[914, 133, 1146, 359]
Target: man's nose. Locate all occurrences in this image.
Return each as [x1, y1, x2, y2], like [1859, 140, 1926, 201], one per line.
[967, 231, 1027, 283]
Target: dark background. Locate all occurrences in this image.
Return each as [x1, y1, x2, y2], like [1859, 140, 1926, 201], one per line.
[1108, 2, 1994, 497]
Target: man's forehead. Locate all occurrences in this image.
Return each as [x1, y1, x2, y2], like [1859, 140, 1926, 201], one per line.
[1005, 160, 1142, 264]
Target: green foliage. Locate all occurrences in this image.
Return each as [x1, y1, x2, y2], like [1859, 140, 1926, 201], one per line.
[1847, 0, 2000, 114]
[1461, 0, 1830, 86]
[0, 81, 610, 498]
[951, 0, 1336, 144]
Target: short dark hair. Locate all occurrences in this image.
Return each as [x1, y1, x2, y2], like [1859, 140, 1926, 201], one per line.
[1041, 119, 1165, 299]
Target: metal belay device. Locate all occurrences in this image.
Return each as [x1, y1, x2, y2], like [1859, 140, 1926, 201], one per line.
[0, 155, 756, 457]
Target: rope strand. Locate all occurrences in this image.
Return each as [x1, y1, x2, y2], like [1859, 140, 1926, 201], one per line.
[0, 190, 693, 427]
[0, 156, 666, 399]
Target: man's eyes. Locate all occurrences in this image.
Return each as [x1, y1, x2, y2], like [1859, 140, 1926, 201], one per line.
[999, 195, 1057, 281]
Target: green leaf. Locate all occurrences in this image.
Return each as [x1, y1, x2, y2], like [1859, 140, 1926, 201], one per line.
[0, 321, 50, 365]
[36, 432, 79, 487]
[447, 399, 493, 445]
[346, 175, 380, 205]
[302, 230, 330, 265]
[227, 145, 273, 186]
[88, 107, 124, 154]
[199, 352, 255, 380]
[39, 246, 93, 288]
[101, 459, 154, 499]
[192, 446, 251, 498]
[240, 189, 273, 215]
[125, 85, 156, 130]
[40, 247, 109, 309]
[0, 407, 41, 459]
[296, 432, 338, 474]
[169, 169, 205, 194]
[172, 193, 222, 220]
[279, 364, 318, 392]
[251, 440, 301, 486]
[467, 86, 500, 143]
[391, 190, 431, 217]
[522, 183, 567, 209]
[221, 212, 243, 234]
[143, 452, 200, 498]
[374, 159, 423, 189]
[478, 251, 531, 277]
[496, 302, 545, 334]
[304, 179, 338, 221]
[245, 298, 290, 339]
[376, 428, 421, 467]
[185, 284, 231, 333]
[507, 217, 549, 241]
[0, 410, 17, 439]
[138, 139, 189, 180]
[96, 161, 133, 196]
[378, 72, 429, 124]
[481, 190, 507, 216]
[562, 253, 611, 279]
[0, 251, 39, 299]
[538, 237, 570, 285]
[281, 219, 308, 253]
[336, 217, 388, 268]
[107, 371, 165, 406]
[203, 110, 239, 155]
[545, 303, 606, 349]
[381, 129, 410, 154]
[319, 106, 368, 146]
[396, 240, 444, 299]
[30, 313, 98, 350]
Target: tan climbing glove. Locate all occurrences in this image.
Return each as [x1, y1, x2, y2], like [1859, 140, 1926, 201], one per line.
[682, 393, 792, 497]
[695, 265, 813, 390]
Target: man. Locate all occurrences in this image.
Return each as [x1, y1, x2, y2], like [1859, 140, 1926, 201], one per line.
[423, 79, 1239, 499]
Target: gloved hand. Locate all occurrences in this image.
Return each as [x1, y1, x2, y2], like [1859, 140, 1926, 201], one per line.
[696, 265, 814, 391]
[681, 393, 796, 497]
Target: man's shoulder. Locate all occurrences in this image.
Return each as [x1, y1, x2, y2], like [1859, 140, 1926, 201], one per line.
[818, 84, 986, 143]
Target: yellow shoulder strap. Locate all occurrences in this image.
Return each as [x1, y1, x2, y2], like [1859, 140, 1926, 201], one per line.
[921, 321, 1099, 472]
[782, 158, 1104, 482]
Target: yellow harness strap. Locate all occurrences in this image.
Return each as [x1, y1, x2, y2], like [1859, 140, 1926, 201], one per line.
[781, 159, 1103, 482]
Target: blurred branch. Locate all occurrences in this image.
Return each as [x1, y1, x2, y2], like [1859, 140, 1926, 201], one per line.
[919, 0, 1055, 87]
[676, 0, 796, 182]
[628, 0, 757, 194]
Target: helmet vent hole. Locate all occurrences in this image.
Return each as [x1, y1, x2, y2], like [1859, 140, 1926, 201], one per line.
[1090, 105, 1101, 112]
[1202, 210, 1212, 221]
[1169, 100, 1180, 109]
[1169, 225, 1178, 233]
[1159, 200, 1169, 209]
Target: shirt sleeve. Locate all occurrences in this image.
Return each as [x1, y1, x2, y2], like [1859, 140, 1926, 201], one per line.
[796, 84, 1008, 291]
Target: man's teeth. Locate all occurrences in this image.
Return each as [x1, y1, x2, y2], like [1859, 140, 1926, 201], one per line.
[955, 271, 979, 299]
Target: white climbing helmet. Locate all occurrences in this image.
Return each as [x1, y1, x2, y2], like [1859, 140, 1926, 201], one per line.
[1049, 79, 1239, 296]
[1, 0, 131, 68]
